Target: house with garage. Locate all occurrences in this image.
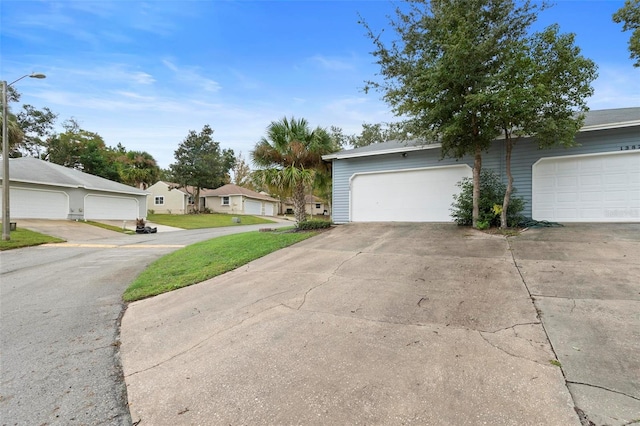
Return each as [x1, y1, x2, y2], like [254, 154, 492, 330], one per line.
[200, 184, 278, 216]
[323, 107, 640, 224]
[0, 157, 148, 220]
[146, 181, 196, 214]
[281, 195, 329, 216]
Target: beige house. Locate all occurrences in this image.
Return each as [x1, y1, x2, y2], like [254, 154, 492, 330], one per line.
[282, 195, 329, 216]
[146, 181, 195, 214]
[201, 184, 278, 216]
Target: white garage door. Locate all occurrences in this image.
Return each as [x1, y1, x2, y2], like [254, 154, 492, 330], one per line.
[245, 200, 262, 215]
[533, 151, 640, 222]
[351, 165, 473, 222]
[264, 202, 274, 216]
[84, 195, 139, 220]
[1, 188, 69, 219]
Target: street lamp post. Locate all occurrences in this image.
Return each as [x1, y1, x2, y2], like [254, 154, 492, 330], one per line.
[2, 73, 46, 241]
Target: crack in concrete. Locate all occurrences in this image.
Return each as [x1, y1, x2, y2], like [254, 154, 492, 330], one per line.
[477, 321, 542, 334]
[568, 381, 640, 402]
[477, 330, 548, 367]
[295, 251, 362, 310]
[127, 252, 365, 378]
[125, 303, 283, 378]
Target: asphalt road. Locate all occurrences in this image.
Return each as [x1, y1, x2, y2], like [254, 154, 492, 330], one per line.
[0, 221, 291, 426]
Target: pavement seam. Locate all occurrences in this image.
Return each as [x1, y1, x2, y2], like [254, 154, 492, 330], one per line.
[507, 236, 586, 424]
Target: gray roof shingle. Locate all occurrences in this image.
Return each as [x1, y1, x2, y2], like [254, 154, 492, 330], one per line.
[324, 107, 640, 160]
[201, 184, 278, 202]
[1, 157, 148, 195]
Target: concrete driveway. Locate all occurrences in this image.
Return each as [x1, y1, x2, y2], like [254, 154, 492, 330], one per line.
[122, 223, 639, 425]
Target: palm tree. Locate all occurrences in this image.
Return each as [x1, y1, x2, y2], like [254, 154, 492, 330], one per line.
[119, 150, 161, 189]
[0, 111, 25, 156]
[251, 117, 337, 224]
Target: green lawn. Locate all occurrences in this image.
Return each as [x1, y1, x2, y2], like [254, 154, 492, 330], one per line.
[123, 229, 316, 302]
[147, 213, 275, 229]
[0, 226, 64, 251]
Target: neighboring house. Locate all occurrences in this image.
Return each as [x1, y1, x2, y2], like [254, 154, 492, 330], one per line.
[0, 157, 148, 220]
[146, 181, 196, 214]
[201, 184, 278, 216]
[282, 195, 329, 216]
[323, 107, 640, 224]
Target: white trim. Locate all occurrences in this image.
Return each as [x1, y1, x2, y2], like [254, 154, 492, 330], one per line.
[580, 120, 640, 132]
[531, 148, 638, 167]
[323, 143, 442, 161]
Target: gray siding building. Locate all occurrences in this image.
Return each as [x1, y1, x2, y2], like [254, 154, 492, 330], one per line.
[324, 108, 640, 224]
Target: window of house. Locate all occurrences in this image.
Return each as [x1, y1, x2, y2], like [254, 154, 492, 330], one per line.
[222, 196, 230, 206]
[188, 196, 194, 205]
[155, 196, 164, 205]
[315, 203, 321, 209]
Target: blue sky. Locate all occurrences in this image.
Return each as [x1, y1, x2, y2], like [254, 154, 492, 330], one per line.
[2, 0, 638, 169]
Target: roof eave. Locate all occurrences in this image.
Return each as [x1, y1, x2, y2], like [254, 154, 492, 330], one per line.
[322, 143, 442, 161]
[7, 179, 148, 195]
[323, 119, 640, 161]
[580, 120, 640, 132]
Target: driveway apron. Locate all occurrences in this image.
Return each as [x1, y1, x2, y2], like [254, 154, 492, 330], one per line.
[122, 223, 582, 425]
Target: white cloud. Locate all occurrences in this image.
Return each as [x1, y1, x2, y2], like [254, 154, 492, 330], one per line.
[162, 59, 221, 93]
[309, 54, 356, 71]
[587, 64, 640, 109]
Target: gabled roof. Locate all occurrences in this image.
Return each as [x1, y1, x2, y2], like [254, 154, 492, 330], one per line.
[201, 184, 278, 202]
[1, 157, 148, 195]
[323, 107, 640, 161]
[152, 181, 192, 195]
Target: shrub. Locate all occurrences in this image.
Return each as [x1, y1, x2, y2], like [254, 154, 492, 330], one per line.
[297, 219, 332, 230]
[450, 169, 525, 228]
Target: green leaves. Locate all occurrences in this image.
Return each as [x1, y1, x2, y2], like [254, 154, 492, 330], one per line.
[170, 125, 235, 202]
[613, 0, 640, 67]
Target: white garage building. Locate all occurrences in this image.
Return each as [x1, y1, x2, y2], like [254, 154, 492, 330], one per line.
[0, 157, 148, 221]
[324, 107, 640, 224]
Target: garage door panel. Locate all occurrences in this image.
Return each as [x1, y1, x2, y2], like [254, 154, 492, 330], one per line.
[245, 200, 261, 215]
[3, 188, 69, 219]
[351, 165, 472, 222]
[533, 151, 640, 222]
[85, 195, 138, 220]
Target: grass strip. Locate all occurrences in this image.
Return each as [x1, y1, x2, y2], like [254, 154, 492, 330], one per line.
[85, 221, 134, 234]
[0, 227, 64, 251]
[147, 213, 275, 229]
[123, 230, 316, 301]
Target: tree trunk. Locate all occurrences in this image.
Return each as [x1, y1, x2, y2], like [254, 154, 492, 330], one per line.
[293, 181, 307, 225]
[472, 145, 482, 229]
[194, 187, 201, 213]
[501, 134, 513, 229]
